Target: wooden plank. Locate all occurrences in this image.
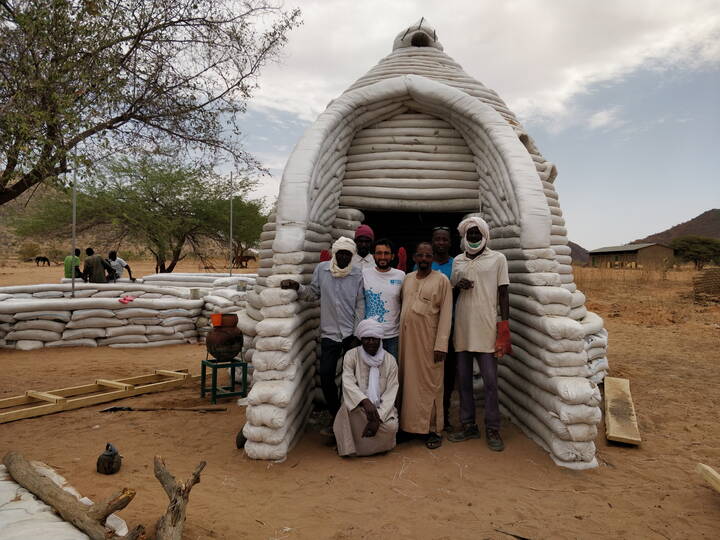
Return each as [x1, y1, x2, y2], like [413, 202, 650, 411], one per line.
[0, 369, 194, 424]
[697, 463, 720, 494]
[96, 379, 134, 390]
[155, 369, 190, 380]
[25, 390, 67, 405]
[604, 377, 642, 445]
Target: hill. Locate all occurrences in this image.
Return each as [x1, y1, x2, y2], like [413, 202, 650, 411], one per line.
[568, 241, 589, 265]
[634, 209, 720, 245]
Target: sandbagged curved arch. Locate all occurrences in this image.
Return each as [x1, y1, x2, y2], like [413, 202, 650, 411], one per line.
[274, 74, 551, 254]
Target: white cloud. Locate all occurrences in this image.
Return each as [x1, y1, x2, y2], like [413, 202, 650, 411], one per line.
[250, 0, 720, 126]
[588, 107, 624, 130]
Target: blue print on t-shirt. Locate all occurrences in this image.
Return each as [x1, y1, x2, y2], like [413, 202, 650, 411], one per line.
[364, 288, 388, 322]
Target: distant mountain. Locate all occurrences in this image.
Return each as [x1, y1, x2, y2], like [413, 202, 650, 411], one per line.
[568, 241, 589, 265]
[633, 209, 720, 245]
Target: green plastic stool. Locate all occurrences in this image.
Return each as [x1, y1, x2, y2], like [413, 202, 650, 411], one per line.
[200, 355, 248, 404]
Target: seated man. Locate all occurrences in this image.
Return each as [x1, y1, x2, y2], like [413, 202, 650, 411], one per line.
[333, 318, 399, 457]
[107, 250, 136, 282]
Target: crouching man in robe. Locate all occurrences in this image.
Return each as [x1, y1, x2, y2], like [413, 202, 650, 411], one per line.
[333, 318, 399, 457]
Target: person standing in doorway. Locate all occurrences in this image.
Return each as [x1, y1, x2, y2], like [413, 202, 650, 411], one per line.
[353, 224, 376, 269]
[281, 237, 365, 433]
[448, 217, 511, 451]
[398, 242, 453, 449]
[362, 238, 404, 360]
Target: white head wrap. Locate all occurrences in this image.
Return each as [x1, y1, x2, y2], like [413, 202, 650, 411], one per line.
[356, 317, 385, 406]
[330, 236, 357, 277]
[458, 216, 490, 255]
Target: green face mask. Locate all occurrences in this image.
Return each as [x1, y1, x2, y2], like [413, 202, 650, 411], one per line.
[467, 241, 483, 249]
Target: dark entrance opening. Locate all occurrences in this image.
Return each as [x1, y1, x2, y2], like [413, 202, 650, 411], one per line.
[361, 210, 468, 264]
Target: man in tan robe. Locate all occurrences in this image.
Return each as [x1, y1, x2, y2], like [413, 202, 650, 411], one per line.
[333, 318, 399, 457]
[398, 242, 453, 449]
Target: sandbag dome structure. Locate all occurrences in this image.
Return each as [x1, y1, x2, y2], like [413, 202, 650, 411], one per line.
[240, 20, 609, 469]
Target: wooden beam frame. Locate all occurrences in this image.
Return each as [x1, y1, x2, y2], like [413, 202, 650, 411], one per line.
[0, 370, 197, 424]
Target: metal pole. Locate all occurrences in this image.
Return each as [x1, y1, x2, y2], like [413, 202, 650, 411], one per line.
[229, 172, 233, 277]
[71, 167, 77, 298]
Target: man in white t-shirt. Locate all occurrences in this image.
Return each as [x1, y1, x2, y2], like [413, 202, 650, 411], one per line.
[362, 238, 404, 360]
[107, 251, 136, 282]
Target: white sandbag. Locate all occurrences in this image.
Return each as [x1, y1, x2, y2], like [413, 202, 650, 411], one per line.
[253, 339, 317, 372]
[569, 306, 588, 320]
[499, 365, 600, 425]
[160, 316, 194, 327]
[203, 295, 234, 308]
[509, 319, 585, 353]
[584, 332, 608, 349]
[46, 339, 98, 348]
[105, 325, 147, 337]
[506, 259, 559, 274]
[254, 318, 319, 352]
[98, 335, 148, 345]
[246, 369, 315, 428]
[210, 289, 246, 302]
[247, 365, 316, 407]
[580, 311, 605, 335]
[500, 355, 601, 406]
[129, 317, 162, 325]
[237, 311, 258, 337]
[510, 308, 584, 340]
[72, 309, 116, 320]
[13, 320, 65, 333]
[508, 283, 572, 306]
[561, 282, 577, 293]
[570, 290, 586, 308]
[158, 308, 195, 318]
[509, 293, 570, 317]
[509, 273, 561, 287]
[144, 325, 175, 336]
[172, 323, 195, 333]
[505, 346, 591, 378]
[5, 330, 62, 342]
[246, 290, 263, 310]
[588, 357, 609, 376]
[243, 394, 313, 445]
[115, 308, 159, 319]
[587, 346, 606, 361]
[66, 317, 126, 329]
[66, 289, 99, 298]
[256, 307, 321, 337]
[245, 304, 263, 321]
[32, 291, 64, 299]
[16, 340, 44, 351]
[92, 290, 123, 298]
[0, 314, 15, 323]
[499, 400, 597, 467]
[510, 336, 587, 367]
[589, 371, 607, 385]
[259, 287, 298, 307]
[63, 327, 106, 340]
[272, 251, 322, 265]
[260, 302, 303, 319]
[244, 402, 311, 461]
[147, 333, 182, 342]
[499, 380, 597, 442]
[335, 208, 365, 221]
[109, 339, 186, 348]
[13, 311, 71, 322]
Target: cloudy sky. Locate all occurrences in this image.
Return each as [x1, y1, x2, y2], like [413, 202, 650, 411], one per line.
[236, 0, 720, 250]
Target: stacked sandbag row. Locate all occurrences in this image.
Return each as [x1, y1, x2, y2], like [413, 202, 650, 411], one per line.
[241, 285, 321, 460]
[339, 112, 480, 212]
[331, 208, 364, 241]
[196, 285, 251, 342]
[142, 272, 256, 290]
[10, 282, 191, 300]
[0, 294, 203, 350]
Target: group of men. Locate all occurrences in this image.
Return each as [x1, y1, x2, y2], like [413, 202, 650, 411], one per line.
[280, 216, 511, 457]
[63, 248, 135, 283]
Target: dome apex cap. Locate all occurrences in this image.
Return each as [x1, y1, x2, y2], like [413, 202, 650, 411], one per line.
[393, 17, 443, 51]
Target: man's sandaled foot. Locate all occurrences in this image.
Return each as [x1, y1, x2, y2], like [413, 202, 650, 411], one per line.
[486, 428, 505, 452]
[425, 432, 443, 449]
[448, 423, 481, 443]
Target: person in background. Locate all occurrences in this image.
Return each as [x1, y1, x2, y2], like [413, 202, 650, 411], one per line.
[398, 242, 453, 449]
[363, 238, 404, 360]
[353, 224, 376, 269]
[63, 248, 82, 279]
[82, 247, 112, 283]
[431, 226, 458, 433]
[281, 237, 365, 434]
[107, 251, 136, 282]
[448, 216, 511, 451]
[333, 317, 399, 457]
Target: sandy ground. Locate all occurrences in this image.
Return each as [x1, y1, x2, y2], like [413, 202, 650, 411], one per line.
[1, 264, 719, 539]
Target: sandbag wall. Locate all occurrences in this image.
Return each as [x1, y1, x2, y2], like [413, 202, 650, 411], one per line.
[0, 283, 203, 350]
[239, 214, 323, 460]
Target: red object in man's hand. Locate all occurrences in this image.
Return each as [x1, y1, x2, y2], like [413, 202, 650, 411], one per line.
[397, 247, 407, 272]
[320, 249, 331, 262]
[495, 320, 512, 358]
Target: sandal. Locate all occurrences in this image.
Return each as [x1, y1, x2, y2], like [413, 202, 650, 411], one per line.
[425, 432, 443, 450]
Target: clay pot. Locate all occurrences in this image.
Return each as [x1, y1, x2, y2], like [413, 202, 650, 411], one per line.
[206, 313, 243, 361]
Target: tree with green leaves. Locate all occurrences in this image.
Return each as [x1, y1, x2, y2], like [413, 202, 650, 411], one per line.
[670, 235, 720, 270]
[12, 157, 267, 272]
[0, 0, 301, 205]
